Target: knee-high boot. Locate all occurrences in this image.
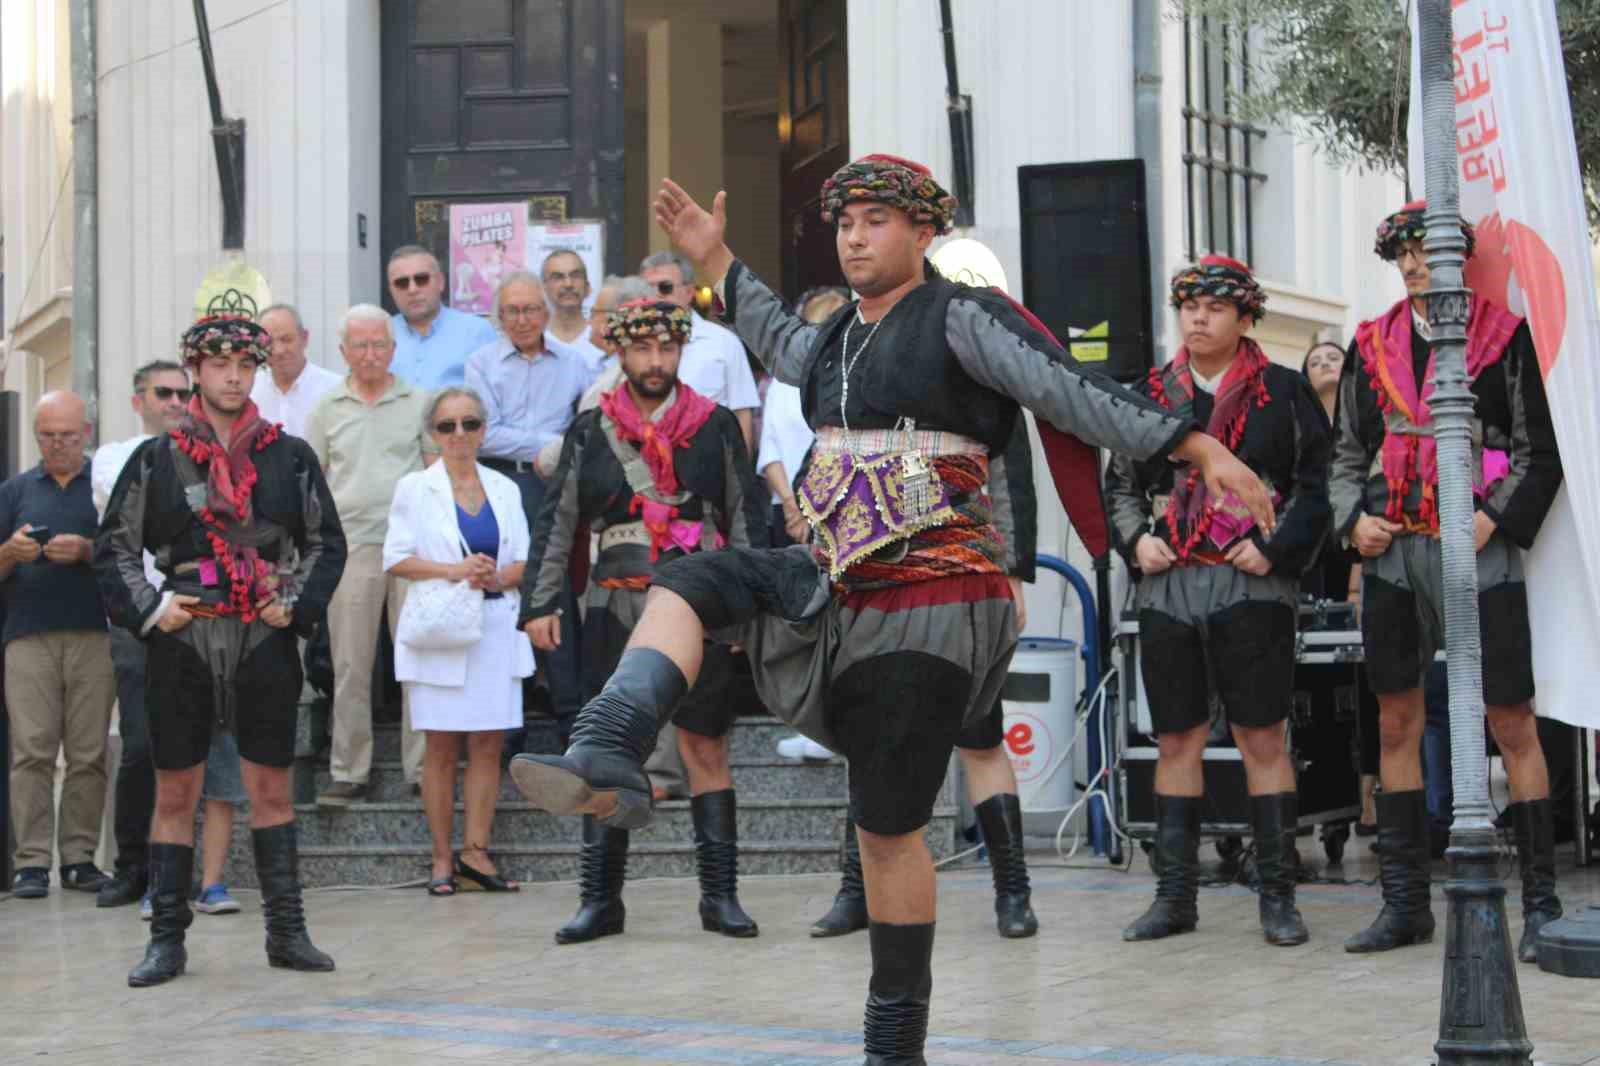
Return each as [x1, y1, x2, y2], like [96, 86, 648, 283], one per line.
[974, 794, 1038, 939]
[253, 823, 335, 972]
[862, 921, 935, 1066]
[128, 843, 194, 988]
[1344, 789, 1435, 952]
[556, 815, 629, 944]
[509, 648, 687, 831]
[1123, 794, 1201, 941]
[693, 789, 759, 937]
[1511, 798, 1563, 963]
[811, 814, 868, 938]
[1252, 793, 1309, 946]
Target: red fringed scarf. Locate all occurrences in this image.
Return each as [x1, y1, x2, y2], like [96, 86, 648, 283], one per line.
[1149, 338, 1271, 560]
[170, 395, 282, 620]
[1353, 295, 1521, 533]
[598, 381, 718, 560]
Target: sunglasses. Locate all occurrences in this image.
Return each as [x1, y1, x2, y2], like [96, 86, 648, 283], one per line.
[391, 272, 433, 291]
[434, 418, 484, 435]
[150, 386, 193, 401]
[655, 280, 680, 296]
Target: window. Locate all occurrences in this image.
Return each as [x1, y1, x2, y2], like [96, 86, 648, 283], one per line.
[1182, 12, 1268, 264]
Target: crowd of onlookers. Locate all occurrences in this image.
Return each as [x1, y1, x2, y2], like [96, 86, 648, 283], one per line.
[2, 244, 834, 907]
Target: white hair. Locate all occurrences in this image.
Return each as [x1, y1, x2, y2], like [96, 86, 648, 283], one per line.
[491, 271, 546, 334]
[338, 303, 394, 343]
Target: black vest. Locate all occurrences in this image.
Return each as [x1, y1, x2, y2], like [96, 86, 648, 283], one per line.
[801, 276, 1021, 453]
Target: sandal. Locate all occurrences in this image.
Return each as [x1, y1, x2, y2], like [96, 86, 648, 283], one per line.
[427, 877, 456, 897]
[456, 847, 519, 893]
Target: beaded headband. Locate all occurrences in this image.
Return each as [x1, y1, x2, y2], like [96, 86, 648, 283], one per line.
[604, 299, 693, 349]
[819, 154, 958, 235]
[1374, 199, 1477, 261]
[1168, 255, 1267, 323]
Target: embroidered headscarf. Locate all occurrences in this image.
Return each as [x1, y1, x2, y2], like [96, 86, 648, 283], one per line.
[819, 154, 958, 235]
[171, 314, 282, 619]
[602, 299, 694, 350]
[1168, 255, 1267, 323]
[1374, 199, 1477, 261]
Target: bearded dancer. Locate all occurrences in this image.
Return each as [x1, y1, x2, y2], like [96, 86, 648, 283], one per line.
[508, 156, 1273, 1066]
[1107, 257, 1331, 947]
[1335, 203, 1563, 960]
[95, 311, 347, 987]
[521, 301, 767, 944]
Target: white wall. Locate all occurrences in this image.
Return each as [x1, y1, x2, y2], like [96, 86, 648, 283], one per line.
[96, 0, 378, 443]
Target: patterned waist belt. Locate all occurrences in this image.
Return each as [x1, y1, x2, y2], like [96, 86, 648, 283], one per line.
[812, 426, 987, 459]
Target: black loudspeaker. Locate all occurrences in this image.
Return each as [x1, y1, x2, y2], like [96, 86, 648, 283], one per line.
[1018, 161, 1155, 384]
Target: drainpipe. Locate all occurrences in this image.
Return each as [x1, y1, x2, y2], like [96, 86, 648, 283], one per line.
[69, 0, 98, 438]
[1132, 0, 1165, 363]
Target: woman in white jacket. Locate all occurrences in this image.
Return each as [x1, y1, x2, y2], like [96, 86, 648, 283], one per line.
[384, 387, 535, 895]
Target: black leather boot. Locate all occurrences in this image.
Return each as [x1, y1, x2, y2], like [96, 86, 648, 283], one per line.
[975, 794, 1038, 939]
[509, 649, 687, 831]
[1252, 792, 1309, 946]
[98, 862, 149, 908]
[253, 823, 335, 972]
[811, 815, 868, 938]
[1123, 794, 1201, 941]
[693, 789, 759, 937]
[862, 921, 934, 1065]
[128, 843, 194, 987]
[555, 816, 629, 944]
[1345, 789, 1435, 953]
[1511, 798, 1563, 963]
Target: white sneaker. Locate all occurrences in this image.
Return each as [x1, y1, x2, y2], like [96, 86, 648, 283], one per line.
[775, 734, 835, 761]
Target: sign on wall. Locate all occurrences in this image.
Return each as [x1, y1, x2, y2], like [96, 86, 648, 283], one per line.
[448, 203, 528, 316]
[526, 220, 607, 307]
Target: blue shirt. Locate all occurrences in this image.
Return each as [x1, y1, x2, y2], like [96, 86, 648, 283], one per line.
[465, 340, 591, 463]
[391, 305, 499, 390]
[0, 463, 106, 643]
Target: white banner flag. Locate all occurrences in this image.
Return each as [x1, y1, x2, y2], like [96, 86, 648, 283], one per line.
[1407, 0, 1600, 727]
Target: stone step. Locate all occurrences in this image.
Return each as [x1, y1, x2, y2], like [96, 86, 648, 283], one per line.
[367, 715, 801, 764]
[214, 822, 958, 889]
[306, 757, 849, 804]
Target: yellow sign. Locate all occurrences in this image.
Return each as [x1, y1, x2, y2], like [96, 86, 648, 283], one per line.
[1069, 321, 1110, 363]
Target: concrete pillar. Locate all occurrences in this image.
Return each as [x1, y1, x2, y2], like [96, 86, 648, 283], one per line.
[646, 18, 723, 260]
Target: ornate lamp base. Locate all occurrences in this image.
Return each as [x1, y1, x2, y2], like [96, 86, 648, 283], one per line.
[1435, 836, 1533, 1065]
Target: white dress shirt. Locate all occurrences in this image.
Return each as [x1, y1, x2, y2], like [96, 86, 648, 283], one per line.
[756, 382, 814, 505]
[545, 325, 608, 380]
[251, 361, 343, 438]
[92, 434, 163, 590]
[678, 312, 760, 411]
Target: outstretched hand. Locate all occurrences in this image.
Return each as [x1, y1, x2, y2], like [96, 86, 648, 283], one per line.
[653, 180, 734, 281]
[1177, 432, 1276, 537]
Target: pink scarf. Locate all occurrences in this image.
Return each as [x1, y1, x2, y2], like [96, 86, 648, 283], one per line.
[1150, 338, 1273, 558]
[1354, 295, 1521, 531]
[598, 381, 721, 560]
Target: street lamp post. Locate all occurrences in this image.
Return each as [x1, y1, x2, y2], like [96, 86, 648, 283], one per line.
[1414, 2, 1533, 1062]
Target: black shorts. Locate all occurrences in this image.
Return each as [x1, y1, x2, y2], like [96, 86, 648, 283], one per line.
[955, 696, 1005, 750]
[1138, 599, 1296, 734]
[144, 627, 303, 771]
[581, 590, 737, 740]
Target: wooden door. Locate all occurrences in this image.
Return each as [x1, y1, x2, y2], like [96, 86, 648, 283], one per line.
[777, 0, 849, 299]
[379, 0, 624, 302]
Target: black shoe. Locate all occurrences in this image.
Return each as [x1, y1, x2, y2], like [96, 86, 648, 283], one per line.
[1252, 793, 1309, 946]
[253, 823, 335, 972]
[555, 816, 629, 945]
[509, 649, 687, 831]
[1123, 795, 1201, 941]
[98, 865, 149, 908]
[811, 816, 868, 938]
[128, 844, 194, 987]
[862, 921, 934, 1065]
[11, 867, 49, 899]
[1511, 798, 1563, 964]
[60, 862, 111, 892]
[1345, 789, 1436, 953]
[693, 789, 759, 938]
[975, 793, 1038, 939]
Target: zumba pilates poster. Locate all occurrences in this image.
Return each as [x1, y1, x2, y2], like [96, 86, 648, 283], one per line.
[448, 203, 527, 316]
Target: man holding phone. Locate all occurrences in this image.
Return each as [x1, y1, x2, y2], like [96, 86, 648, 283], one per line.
[0, 391, 118, 899]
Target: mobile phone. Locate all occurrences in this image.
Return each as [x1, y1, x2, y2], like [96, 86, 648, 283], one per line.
[24, 526, 51, 545]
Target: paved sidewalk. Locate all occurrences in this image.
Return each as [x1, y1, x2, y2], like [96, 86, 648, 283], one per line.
[3, 848, 1599, 1065]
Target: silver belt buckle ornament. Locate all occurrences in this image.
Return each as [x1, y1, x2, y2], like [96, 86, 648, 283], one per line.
[897, 419, 938, 524]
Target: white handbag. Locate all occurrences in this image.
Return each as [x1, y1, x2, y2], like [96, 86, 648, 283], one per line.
[395, 533, 485, 650]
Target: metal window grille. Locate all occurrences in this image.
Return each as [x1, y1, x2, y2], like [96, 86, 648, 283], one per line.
[1182, 13, 1268, 264]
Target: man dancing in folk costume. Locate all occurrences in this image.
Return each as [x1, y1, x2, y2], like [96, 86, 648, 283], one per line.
[95, 309, 347, 987]
[1106, 257, 1331, 947]
[509, 154, 1275, 1066]
[1334, 202, 1563, 960]
[520, 300, 767, 944]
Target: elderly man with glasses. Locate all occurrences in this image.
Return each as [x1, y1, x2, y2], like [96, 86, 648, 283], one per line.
[307, 306, 437, 807]
[2, 391, 119, 898]
[466, 271, 593, 746]
[386, 244, 498, 389]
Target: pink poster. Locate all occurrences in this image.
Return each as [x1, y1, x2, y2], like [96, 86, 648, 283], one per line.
[448, 203, 527, 315]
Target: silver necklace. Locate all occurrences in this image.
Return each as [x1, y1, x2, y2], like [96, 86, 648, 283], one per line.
[839, 307, 885, 437]
[837, 304, 937, 521]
